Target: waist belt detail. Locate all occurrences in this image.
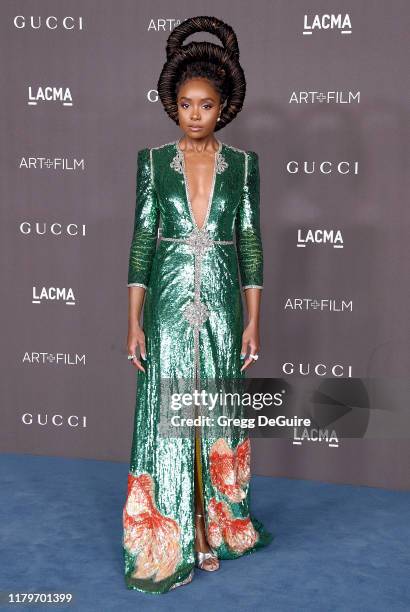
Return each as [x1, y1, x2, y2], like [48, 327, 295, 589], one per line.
[160, 228, 234, 253]
[161, 236, 234, 244]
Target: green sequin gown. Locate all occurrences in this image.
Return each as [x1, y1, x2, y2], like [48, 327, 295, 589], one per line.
[122, 139, 273, 594]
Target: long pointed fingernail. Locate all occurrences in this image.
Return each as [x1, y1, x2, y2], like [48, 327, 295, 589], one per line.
[141, 353, 146, 360]
[240, 353, 246, 359]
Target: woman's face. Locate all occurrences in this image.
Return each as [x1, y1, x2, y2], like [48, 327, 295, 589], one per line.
[176, 77, 222, 139]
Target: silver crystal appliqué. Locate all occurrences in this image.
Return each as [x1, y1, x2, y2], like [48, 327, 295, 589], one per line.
[185, 227, 214, 254]
[169, 148, 228, 176]
[182, 300, 210, 327]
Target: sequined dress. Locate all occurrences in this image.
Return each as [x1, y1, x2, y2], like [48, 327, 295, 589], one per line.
[122, 139, 273, 594]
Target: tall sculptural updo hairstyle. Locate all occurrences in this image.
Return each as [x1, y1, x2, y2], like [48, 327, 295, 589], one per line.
[157, 16, 246, 132]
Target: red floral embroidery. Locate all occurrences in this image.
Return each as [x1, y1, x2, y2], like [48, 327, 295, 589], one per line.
[123, 472, 182, 582]
[209, 438, 251, 502]
[207, 497, 259, 553]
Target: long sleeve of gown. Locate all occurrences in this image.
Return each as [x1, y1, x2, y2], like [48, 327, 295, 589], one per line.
[127, 148, 160, 289]
[235, 151, 264, 290]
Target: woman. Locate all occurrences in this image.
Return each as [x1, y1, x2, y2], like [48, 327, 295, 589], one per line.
[122, 16, 273, 594]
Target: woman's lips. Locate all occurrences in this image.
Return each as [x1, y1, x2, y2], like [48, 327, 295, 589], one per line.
[188, 126, 203, 131]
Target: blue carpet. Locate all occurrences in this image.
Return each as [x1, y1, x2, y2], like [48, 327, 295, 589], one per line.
[0, 453, 409, 611]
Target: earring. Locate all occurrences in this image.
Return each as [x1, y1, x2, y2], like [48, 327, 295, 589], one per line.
[217, 116, 221, 122]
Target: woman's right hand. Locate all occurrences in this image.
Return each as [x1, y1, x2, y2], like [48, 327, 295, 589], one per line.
[127, 326, 147, 373]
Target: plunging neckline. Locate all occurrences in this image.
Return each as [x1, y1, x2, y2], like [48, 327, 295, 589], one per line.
[176, 138, 222, 232]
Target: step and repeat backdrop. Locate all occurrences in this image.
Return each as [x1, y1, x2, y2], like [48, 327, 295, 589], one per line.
[1, 1, 409, 489]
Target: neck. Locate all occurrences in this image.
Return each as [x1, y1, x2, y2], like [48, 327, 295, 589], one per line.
[178, 134, 220, 153]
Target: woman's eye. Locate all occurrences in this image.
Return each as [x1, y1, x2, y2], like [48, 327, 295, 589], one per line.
[179, 103, 213, 110]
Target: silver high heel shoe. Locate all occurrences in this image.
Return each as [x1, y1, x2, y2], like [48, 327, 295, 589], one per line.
[194, 513, 220, 571]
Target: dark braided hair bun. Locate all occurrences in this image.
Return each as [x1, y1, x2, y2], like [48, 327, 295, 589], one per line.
[157, 16, 246, 131]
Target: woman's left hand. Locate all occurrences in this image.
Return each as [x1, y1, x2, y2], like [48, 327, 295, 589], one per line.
[240, 321, 260, 371]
